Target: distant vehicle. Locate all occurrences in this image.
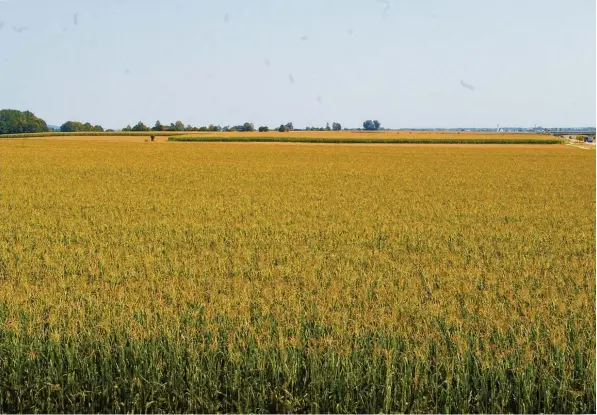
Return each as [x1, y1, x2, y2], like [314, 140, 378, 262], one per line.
[584, 136, 594, 143]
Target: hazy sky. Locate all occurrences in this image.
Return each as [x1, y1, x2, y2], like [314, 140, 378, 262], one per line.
[0, 0, 595, 129]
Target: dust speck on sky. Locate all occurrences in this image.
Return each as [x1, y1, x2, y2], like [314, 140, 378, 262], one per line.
[460, 80, 476, 92]
[377, 0, 390, 19]
[12, 26, 29, 33]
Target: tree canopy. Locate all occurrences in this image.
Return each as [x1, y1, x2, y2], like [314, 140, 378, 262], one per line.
[229, 122, 255, 132]
[131, 121, 150, 132]
[152, 120, 167, 131]
[0, 109, 49, 134]
[363, 120, 381, 131]
[60, 121, 104, 132]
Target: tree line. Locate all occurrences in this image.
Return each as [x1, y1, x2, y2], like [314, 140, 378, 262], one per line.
[60, 121, 104, 132]
[121, 120, 365, 133]
[0, 109, 383, 135]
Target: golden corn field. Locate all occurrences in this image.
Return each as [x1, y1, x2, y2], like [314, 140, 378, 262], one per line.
[167, 130, 561, 143]
[0, 140, 594, 413]
[1, 130, 563, 145]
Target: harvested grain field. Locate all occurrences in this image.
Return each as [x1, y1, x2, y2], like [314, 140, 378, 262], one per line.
[1, 130, 561, 144]
[0, 140, 594, 413]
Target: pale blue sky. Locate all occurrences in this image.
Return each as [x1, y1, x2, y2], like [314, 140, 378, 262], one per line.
[0, 0, 594, 129]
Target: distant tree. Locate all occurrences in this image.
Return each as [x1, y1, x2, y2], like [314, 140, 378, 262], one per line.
[332, 122, 342, 131]
[122, 124, 132, 132]
[363, 120, 375, 130]
[278, 124, 288, 132]
[222, 126, 230, 132]
[60, 120, 104, 132]
[60, 121, 82, 132]
[174, 121, 185, 131]
[325, 122, 331, 131]
[185, 124, 194, 131]
[243, 122, 255, 132]
[285, 122, 294, 131]
[0, 110, 49, 134]
[152, 120, 163, 131]
[373, 120, 381, 130]
[208, 124, 217, 132]
[106, 129, 115, 132]
[131, 121, 149, 132]
[198, 126, 208, 132]
[258, 126, 269, 132]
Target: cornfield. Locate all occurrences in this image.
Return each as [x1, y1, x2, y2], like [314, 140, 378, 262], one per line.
[1, 130, 561, 144]
[168, 135, 563, 144]
[0, 140, 594, 413]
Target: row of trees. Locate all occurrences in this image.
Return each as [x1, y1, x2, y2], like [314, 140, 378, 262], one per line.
[123, 121, 254, 132]
[0, 110, 381, 135]
[120, 120, 351, 133]
[60, 121, 104, 132]
[305, 122, 342, 131]
[0, 109, 49, 134]
[122, 121, 223, 132]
